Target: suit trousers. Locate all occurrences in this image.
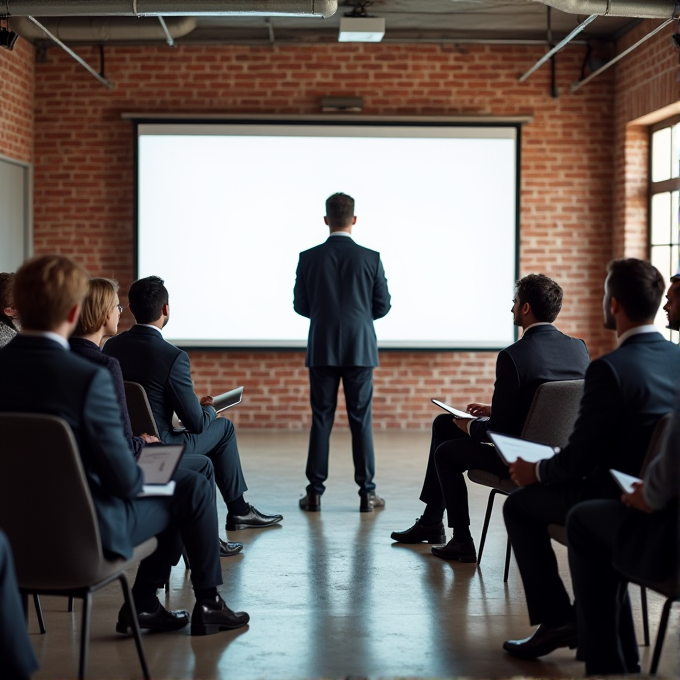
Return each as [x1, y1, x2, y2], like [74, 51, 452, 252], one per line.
[566, 500, 640, 675]
[503, 483, 583, 626]
[127, 468, 223, 593]
[174, 416, 248, 505]
[420, 414, 510, 529]
[0, 530, 39, 680]
[307, 366, 376, 495]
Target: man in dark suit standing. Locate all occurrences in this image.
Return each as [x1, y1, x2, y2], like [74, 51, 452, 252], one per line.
[0, 255, 248, 636]
[503, 258, 680, 661]
[390, 274, 590, 561]
[104, 276, 282, 534]
[294, 192, 391, 512]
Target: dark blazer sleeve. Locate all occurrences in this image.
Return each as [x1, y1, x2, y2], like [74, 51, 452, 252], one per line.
[82, 369, 144, 500]
[469, 349, 520, 443]
[372, 257, 391, 320]
[538, 358, 620, 485]
[166, 351, 215, 434]
[293, 255, 310, 318]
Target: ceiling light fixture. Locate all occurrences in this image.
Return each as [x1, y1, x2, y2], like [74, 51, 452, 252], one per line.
[0, 19, 19, 50]
[338, 2, 384, 43]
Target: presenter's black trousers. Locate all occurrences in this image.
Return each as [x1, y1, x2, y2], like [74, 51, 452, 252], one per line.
[306, 366, 376, 496]
[420, 413, 510, 529]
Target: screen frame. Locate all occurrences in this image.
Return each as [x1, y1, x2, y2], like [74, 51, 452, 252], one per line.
[132, 115, 522, 352]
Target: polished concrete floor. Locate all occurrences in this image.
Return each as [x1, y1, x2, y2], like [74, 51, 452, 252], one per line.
[30, 431, 678, 679]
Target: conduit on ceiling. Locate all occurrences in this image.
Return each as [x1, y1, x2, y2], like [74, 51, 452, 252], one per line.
[534, 0, 679, 20]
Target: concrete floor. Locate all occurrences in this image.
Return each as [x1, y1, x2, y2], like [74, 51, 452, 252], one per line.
[30, 430, 679, 679]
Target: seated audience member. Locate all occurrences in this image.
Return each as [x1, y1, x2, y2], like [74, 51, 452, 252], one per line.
[0, 272, 20, 348]
[391, 274, 590, 561]
[503, 258, 680, 660]
[663, 273, 680, 332]
[566, 396, 679, 676]
[0, 255, 249, 636]
[104, 276, 283, 532]
[0, 530, 39, 680]
[70, 277, 243, 557]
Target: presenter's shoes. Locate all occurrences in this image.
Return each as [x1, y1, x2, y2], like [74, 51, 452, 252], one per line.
[226, 504, 283, 531]
[299, 492, 321, 511]
[360, 492, 386, 513]
[390, 518, 446, 544]
[431, 537, 477, 563]
[116, 598, 190, 635]
[502, 621, 578, 659]
[190, 594, 250, 635]
[219, 538, 243, 557]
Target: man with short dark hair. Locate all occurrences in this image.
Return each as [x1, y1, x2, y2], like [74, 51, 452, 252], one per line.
[663, 273, 680, 332]
[104, 276, 282, 535]
[390, 274, 590, 562]
[0, 255, 248, 637]
[294, 192, 392, 512]
[502, 258, 680, 661]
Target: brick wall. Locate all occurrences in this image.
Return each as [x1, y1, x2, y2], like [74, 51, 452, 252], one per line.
[31, 41, 617, 429]
[0, 39, 34, 162]
[614, 20, 680, 259]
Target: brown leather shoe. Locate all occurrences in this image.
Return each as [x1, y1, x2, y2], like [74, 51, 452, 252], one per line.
[191, 594, 249, 635]
[431, 537, 477, 563]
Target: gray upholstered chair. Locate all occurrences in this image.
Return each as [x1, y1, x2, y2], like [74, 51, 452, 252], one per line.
[548, 412, 674, 654]
[468, 379, 585, 581]
[124, 380, 161, 438]
[0, 413, 156, 680]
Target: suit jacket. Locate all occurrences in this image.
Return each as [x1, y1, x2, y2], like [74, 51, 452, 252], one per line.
[70, 337, 145, 458]
[293, 234, 391, 367]
[539, 331, 680, 498]
[469, 324, 590, 444]
[103, 325, 216, 449]
[0, 335, 143, 559]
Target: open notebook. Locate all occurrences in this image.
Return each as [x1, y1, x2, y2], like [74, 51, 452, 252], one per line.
[136, 444, 185, 497]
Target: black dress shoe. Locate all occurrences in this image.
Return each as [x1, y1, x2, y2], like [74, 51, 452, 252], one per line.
[219, 538, 243, 557]
[116, 598, 189, 635]
[226, 503, 283, 530]
[191, 594, 250, 635]
[503, 621, 578, 659]
[431, 537, 477, 562]
[391, 517, 446, 544]
[360, 492, 385, 512]
[299, 492, 321, 511]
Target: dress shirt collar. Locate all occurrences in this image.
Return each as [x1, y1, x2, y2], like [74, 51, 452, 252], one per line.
[137, 323, 163, 337]
[20, 330, 70, 350]
[328, 231, 352, 238]
[523, 322, 553, 333]
[617, 324, 658, 347]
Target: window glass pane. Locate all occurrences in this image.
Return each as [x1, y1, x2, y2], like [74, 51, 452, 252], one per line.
[651, 192, 671, 245]
[652, 127, 672, 182]
[673, 124, 680, 179]
[673, 191, 679, 245]
[652, 244, 671, 337]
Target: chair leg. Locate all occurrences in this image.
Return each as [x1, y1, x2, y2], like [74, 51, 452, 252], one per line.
[68, 596, 74, 612]
[477, 490, 499, 566]
[503, 536, 512, 583]
[119, 574, 151, 680]
[649, 597, 673, 675]
[20, 591, 28, 621]
[33, 594, 46, 634]
[77, 593, 92, 680]
[640, 586, 649, 647]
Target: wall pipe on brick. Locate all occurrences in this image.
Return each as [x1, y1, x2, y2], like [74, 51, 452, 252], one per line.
[536, 0, 679, 19]
[1, 0, 337, 18]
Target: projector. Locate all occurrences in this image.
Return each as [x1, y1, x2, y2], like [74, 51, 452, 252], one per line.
[0, 26, 18, 51]
[338, 17, 385, 43]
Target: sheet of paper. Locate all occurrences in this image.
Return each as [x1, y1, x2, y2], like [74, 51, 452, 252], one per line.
[488, 431, 556, 465]
[139, 481, 176, 497]
[431, 399, 476, 420]
[609, 469, 642, 494]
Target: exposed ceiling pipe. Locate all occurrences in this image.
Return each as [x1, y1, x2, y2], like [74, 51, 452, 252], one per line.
[2, 0, 338, 18]
[11, 15, 197, 41]
[534, 0, 679, 19]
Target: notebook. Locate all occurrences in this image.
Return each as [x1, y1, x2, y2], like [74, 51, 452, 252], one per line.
[488, 431, 558, 465]
[172, 386, 244, 431]
[431, 399, 476, 420]
[136, 443, 185, 497]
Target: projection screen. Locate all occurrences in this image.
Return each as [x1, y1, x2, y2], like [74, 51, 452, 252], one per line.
[136, 121, 519, 349]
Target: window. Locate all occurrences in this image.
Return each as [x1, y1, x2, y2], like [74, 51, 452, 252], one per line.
[649, 117, 680, 342]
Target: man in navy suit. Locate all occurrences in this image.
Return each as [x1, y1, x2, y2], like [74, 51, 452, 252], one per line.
[503, 258, 680, 661]
[390, 274, 590, 561]
[294, 192, 391, 512]
[104, 276, 283, 533]
[0, 255, 249, 636]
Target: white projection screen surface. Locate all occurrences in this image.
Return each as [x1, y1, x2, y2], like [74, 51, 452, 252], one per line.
[136, 122, 518, 349]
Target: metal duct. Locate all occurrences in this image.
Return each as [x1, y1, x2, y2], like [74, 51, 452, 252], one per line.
[2, 0, 338, 18]
[11, 15, 197, 40]
[535, 0, 679, 19]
